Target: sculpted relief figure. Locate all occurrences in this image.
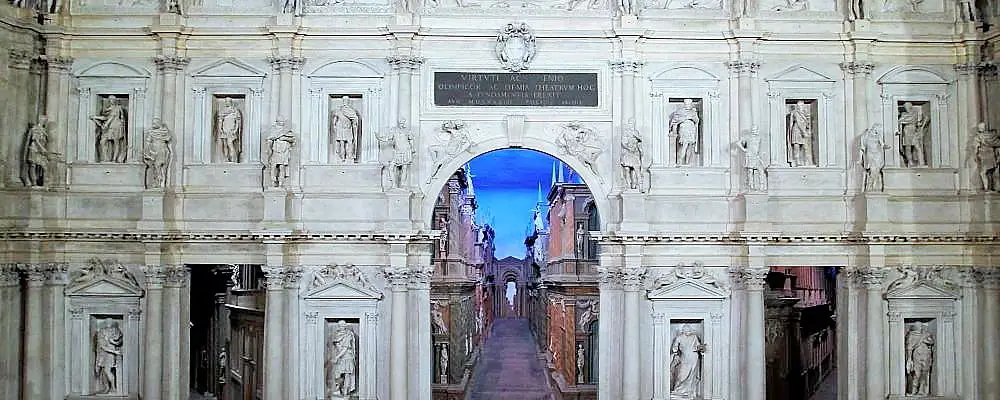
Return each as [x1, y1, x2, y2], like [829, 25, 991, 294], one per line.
[431, 301, 449, 334]
[23, 115, 52, 187]
[787, 100, 815, 167]
[737, 126, 768, 192]
[972, 122, 999, 192]
[905, 321, 934, 396]
[848, 0, 864, 19]
[858, 124, 890, 192]
[91, 95, 128, 163]
[669, 99, 701, 166]
[94, 318, 124, 395]
[556, 121, 604, 182]
[266, 117, 297, 188]
[896, 102, 929, 167]
[215, 97, 244, 163]
[427, 120, 475, 184]
[620, 118, 650, 193]
[670, 324, 705, 398]
[326, 320, 358, 399]
[142, 118, 173, 189]
[330, 96, 362, 164]
[375, 119, 416, 190]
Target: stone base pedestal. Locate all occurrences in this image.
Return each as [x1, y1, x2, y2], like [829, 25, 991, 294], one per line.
[138, 190, 165, 230]
[744, 193, 771, 232]
[383, 190, 413, 230]
[157, 12, 182, 26]
[273, 13, 295, 25]
[738, 17, 757, 30]
[849, 19, 871, 31]
[262, 189, 289, 229]
[862, 193, 890, 232]
[620, 191, 648, 232]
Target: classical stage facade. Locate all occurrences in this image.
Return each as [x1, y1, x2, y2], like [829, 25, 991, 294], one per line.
[1, 0, 1000, 397]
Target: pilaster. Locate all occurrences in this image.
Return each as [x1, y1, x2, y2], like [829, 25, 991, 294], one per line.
[408, 266, 433, 400]
[42, 55, 73, 188]
[141, 265, 166, 400]
[387, 55, 424, 126]
[737, 265, 768, 400]
[979, 268, 1000, 398]
[0, 265, 22, 400]
[43, 263, 68, 400]
[384, 266, 411, 400]
[860, 266, 887, 399]
[162, 265, 189, 400]
[262, 266, 286, 400]
[281, 266, 302, 400]
[597, 263, 624, 399]
[21, 264, 48, 400]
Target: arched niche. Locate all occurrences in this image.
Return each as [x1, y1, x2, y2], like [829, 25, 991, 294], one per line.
[72, 61, 152, 169]
[647, 65, 723, 167]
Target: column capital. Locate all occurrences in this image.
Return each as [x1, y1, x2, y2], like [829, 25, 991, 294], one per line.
[978, 61, 998, 79]
[142, 265, 167, 288]
[42, 55, 74, 73]
[726, 60, 760, 76]
[840, 61, 875, 76]
[268, 56, 305, 72]
[859, 266, 888, 289]
[163, 265, 189, 287]
[283, 266, 304, 288]
[154, 55, 190, 72]
[0, 264, 20, 287]
[383, 266, 411, 290]
[953, 62, 979, 76]
[597, 267, 623, 290]
[622, 266, 647, 291]
[8, 49, 35, 70]
[262, 266, 287, 291]
[387, 55, 424, 71]
[980, 268, 1000, 290]
[734, 266, 769, 291]
[408, 265, 434, 290]
[610, 59, 644, 75]
[21, 264, 48, 286]
[44, 263, 69, 285]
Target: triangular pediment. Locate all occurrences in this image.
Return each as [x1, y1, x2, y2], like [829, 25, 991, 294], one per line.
[304, 281, 382, 300]
[67, 276, 143, 297]
[191, 58, 267, 78]
[885, 281, 958, 299]
[647, 280, 728, 300]
[76, 61, 151, 78]
[767, 65, 834, 82]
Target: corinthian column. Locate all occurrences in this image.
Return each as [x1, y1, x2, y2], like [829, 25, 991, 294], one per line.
[142, 266, 165, 400]
[20, 264, 47, 399]
[408, 266, 433, 400]
[42, 56, 73, 185]
[621, 265, 646, 400]
[384, 267, 410, 400]
[268, 56, 305, 120]
[860, 266, 887, 399]
[0, 265, 21, 400]
[387, 56, 424, 125]
[597, 266, 624, 399]
[980, 268, 1000, 398]
[162, 266, 189, 400]
[727, 60, 760, 137]
[741, 266, 769, 400]
[154, 56, 190, 137]
[283, 267, 303, 400]
[262, 266, 286, 400]
[44, 264, 69, 400]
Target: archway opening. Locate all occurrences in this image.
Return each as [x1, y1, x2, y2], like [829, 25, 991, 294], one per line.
[427, 148, 601, 399]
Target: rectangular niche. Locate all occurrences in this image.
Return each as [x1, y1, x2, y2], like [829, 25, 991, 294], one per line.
[667, 98, 704, 167]
[895, 100, 932, 168]
[668, 319, 706, 398]
[784, 99, 819, 167]
[92, 94, 130, 163]
[211, 94, 247, 164]
[901, 318, 937, 397]
[324, 318, 360, 399]
[328, 94, 364, 164]
[89, 314, 126, 396]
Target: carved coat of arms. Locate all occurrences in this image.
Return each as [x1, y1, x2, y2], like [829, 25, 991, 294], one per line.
[495, 22, 536, 72]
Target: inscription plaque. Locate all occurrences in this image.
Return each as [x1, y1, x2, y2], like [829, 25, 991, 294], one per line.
[434, 72, 599, 107]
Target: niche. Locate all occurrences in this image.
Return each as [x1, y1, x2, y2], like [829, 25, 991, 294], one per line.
[212, 95, 246, 163]
[92, 94, 130, 163]
[895, 100, 931, 168]
[667, 98, 703, 166]
[328, 94, 364, 164]
[784, 99, 818, 167]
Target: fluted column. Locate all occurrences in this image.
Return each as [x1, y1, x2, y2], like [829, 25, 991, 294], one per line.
[957, 268, 981, 399]
[981, 269, 1000, 398]
[387, 56, 424, 124]
[741, 266, 769, 400]
[154, 55, 190, 131]
[43, 56, 72, 185]
[621, 265, 645, 399]
[384, 267, 410, 400]
[597, 265, 624, 399]
[0, 265, 21, 400]
[861, 266, 887, 399]
[408, 266, 433, 400]
[141, 266, 165, 400]
[20, 264, 47, 400]
[44, 264, 68, 400]
[268, 56, 304, 119]
[283, 267, 303, 400]
[840, 61, 875, 136]
[262, 266, 286, 399]
[162, 266, 188, 400]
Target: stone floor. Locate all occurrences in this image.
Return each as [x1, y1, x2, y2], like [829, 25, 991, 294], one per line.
[808, 369, 838, 400]
[466, 318, 556, 400]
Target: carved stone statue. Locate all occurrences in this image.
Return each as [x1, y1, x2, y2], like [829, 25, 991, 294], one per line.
[668, 99, 701, 166]
[858, 124, 890, 193]
[576, 344, 586, 383]
[266, 117, 296, 188]
[620, 118, 648, 192]
[142, 118, 173, 189]
[438, 343, 449, 384]
[896, 102, 928, 168]
[91, 95, 128, 163]
[669, 324, 705, 397]
[618, 0, 638, 15]
[94, 318, 123, 395]
[326, 320, 357, 398]
[431, 301, 449, 334]
[427, 120, 475, 184]
[23, 115, 52, 187]
[958, 0, 977, 20]
[577, 299, 598, 331]
[787, 100, 814, 167]
[737, 126, 768, 192]
[904, 321, 934, 396]
[555, 121, 603, 182]
[215, 97, 244, 163]
[437, 215, 450, 258]
[972, 122, 999, 192]
[330, 96, 362, 163]
[575, 222, 586, 258]
[848, 0, 864, 20]
[375, 119, 416, 190]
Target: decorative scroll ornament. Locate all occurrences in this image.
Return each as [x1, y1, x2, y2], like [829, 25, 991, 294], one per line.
[495, 22, 536, 73]
[647, 261, 730, 292]
[310, 264, 377, 293]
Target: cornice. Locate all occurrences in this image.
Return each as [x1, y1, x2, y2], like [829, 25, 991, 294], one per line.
[592, 232, 1000, 244]
[0, 230, 437, 242]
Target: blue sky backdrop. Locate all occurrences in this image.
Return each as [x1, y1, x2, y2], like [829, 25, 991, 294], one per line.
[467, 149, 581, 259]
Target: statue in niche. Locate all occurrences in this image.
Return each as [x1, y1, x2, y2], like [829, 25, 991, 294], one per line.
[577, 344, 586, 383]
[669, 99, 701, 166]
[437, 215, 450, 258]
[737, 126, 768, 192]
[438, 343, 449, 384]
[555, 121, 603, 182]
[575, 222, 586, 258]
[905, 321, 934, 396]
[858, 124, 890, 193]
[620, 118, 649, 193]
[330, 96, 362, 164]
[94, 318, 123, 395]
[91, 95, 128, 163]
[786, 100, 815, 167]
[375, 119, 416, 190]
[669, 324, 705, 397]
[577, 299, 598, 331]
[325, 320, 357, 399]
[142, 118, 173, 189]
[972, 122, 999, 192]
[266, 117, 297, 188]
[215, 97, 244, 163]
[22, 115, 52, 187]
[896, 102, 929, 167]
[431, 301, 449, 334]
[427, 120, 475, 184]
